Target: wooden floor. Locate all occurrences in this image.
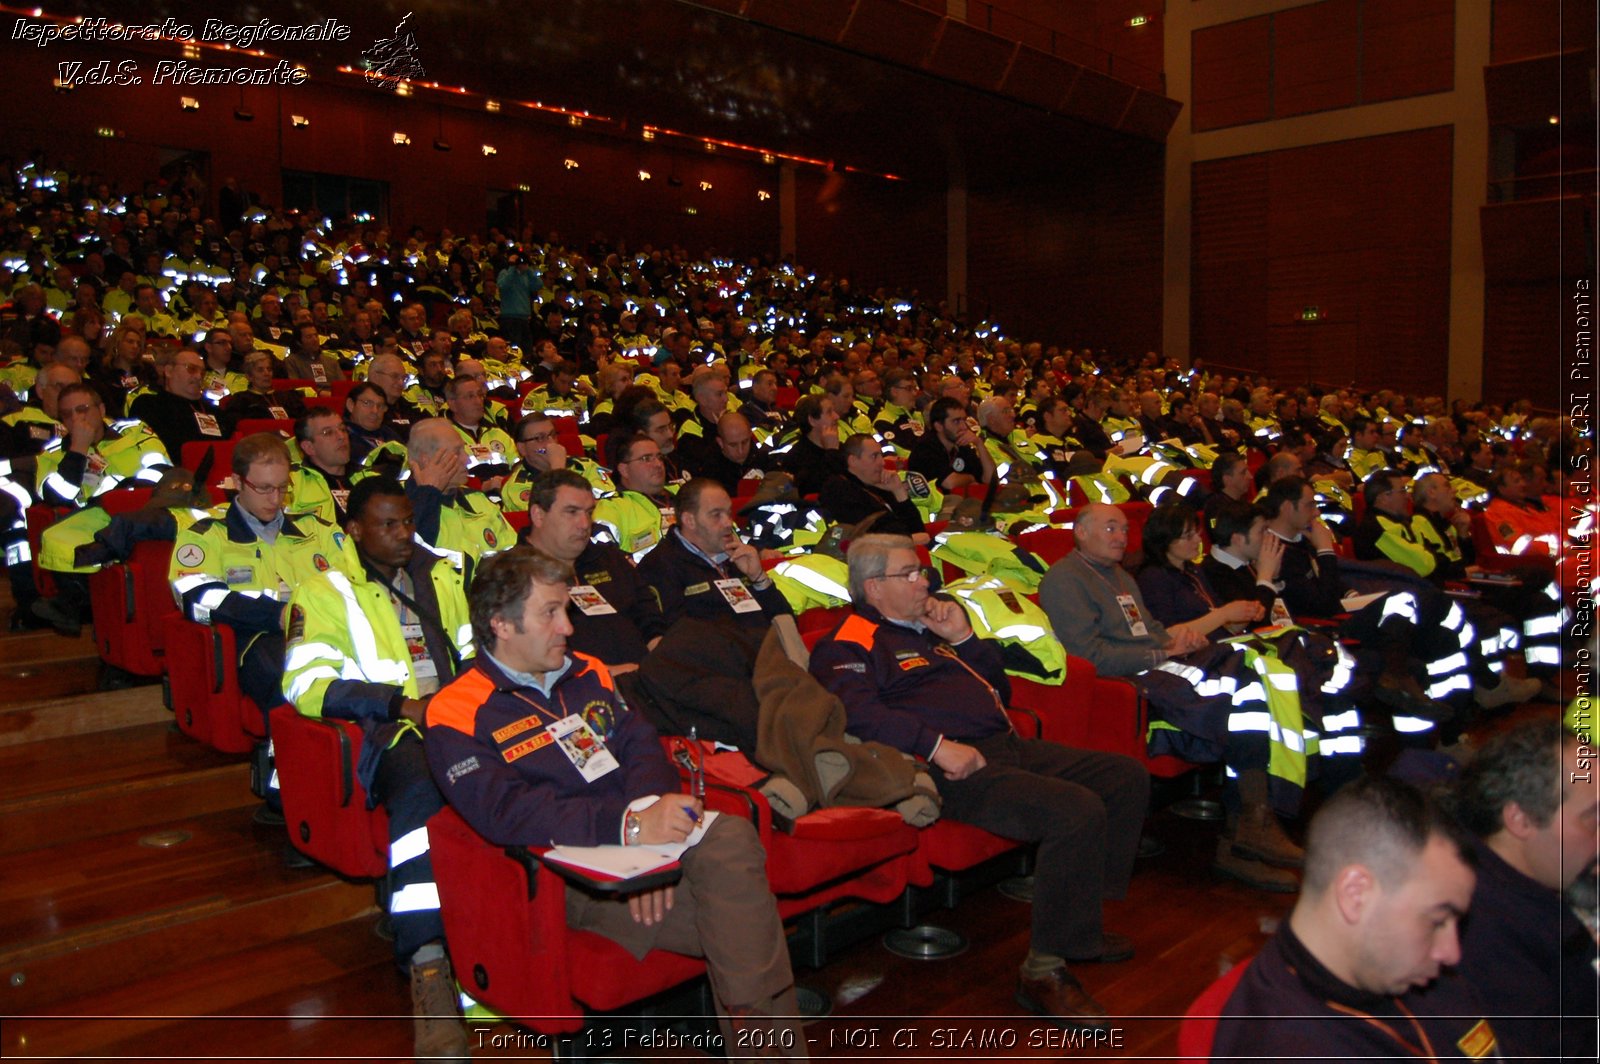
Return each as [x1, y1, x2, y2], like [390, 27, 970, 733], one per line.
[0, 588, 1563, 1063]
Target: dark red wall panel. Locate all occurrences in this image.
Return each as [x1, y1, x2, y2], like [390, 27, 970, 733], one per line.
[1193, 128, 1454, 396]
[1273, 0, 1360, 118]
[1491, 0, 1598, 63]
[963, 142, 1165, 356]
[1362, 0, 1454, 103]
[1192, 16, 1273, 132]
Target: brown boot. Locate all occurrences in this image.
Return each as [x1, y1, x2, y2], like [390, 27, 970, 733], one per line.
[410, 950, 469, 1062]
[1212, 835, 1298, 893]
[1230, 771, 1304, 869]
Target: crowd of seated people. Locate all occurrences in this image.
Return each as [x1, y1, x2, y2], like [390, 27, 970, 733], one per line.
[0, 151, 1591, 1059]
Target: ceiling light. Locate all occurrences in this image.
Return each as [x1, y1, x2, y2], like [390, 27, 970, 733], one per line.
[568, 115, 582, 127]
[180, 97, 199, 111]
[290, 114, 310, 128]
[703, 141, 716, 153]
[517, 183, 531, 192]
[638, 170, 651, 181]
[481, 144, 497, 156]
[182, 44, 200, 59]
[393, 132, 411, 146]
[563, 158, 579, 169]
[485, 99, 500, 113]
[757, 191, 771, 201]
[699, 181, 713, 191]
[642, 129, 656, 141]
[395, 81, 412, 97]
[1127, 15, 1149, 27]
[762, 153, 776, 165]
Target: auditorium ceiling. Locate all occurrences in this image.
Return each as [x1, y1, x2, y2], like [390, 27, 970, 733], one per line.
[61, 0, 1174, 187]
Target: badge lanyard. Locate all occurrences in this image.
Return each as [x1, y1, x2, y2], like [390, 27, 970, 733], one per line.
[368, 562, 461, 676]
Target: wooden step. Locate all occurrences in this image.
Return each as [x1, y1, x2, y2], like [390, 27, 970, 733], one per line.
[0, 626, 105, 703]
[5, 917, 410, 1060]
[0, 684, 170, 747]
[0, 805, 378, 1013]
[0, 722, 253, 854]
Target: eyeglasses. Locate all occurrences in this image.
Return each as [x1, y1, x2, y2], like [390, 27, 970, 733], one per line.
[240, 476, 289, 497]
[871, 567, 927, 584]
[311, 425, 348, 439]
[60, 402, 102, 416]
[519, 431, 556, 445]
[351, 397, 387, 410]
[619, 453, 663, 464]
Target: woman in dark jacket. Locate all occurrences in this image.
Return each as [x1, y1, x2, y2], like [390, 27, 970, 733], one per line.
[1135, 502, 1263, 637]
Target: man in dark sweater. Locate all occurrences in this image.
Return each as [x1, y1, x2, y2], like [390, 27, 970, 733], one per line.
[521, 468, 665, 669]
[1213, 777, 1495, 1063]
[1450, 719, 1599, 1062]
[637, 478, 791, 630]
[129, 348, 230, 458]
[818, 433, 929, 541]
[812, 533, 1147, 1031]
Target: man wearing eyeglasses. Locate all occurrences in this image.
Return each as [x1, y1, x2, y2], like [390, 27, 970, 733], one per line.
[501, 413, 613, 513]
[169, 433, 357, 764]
[811, 533, 1147, 1031]
[28, 383, 171, 633]
[129, 347, 233, 457]
[286, 409, 357, 526]
[199, 327, 248, 404]
[362, 353, 421, 437]
[593, 433, 676, 559]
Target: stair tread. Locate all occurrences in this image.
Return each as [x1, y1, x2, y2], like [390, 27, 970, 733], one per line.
[0, 721, 244, 806]
[0, 804, 347, 959]
[0, 685, 170, 747]
[15, 918, 406, 1059]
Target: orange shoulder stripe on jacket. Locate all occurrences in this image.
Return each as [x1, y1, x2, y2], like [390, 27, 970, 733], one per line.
[570, 651, 614, 691]
[834, 613, 878, 649]
[426, 667, 497, 735]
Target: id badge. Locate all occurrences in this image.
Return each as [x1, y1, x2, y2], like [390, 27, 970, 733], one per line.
[1115, 593, 1148, 637]
[1269, 597, 1293, 627]
[470, 444, 492, 464]
[195, 411, 222, 436]
[331, 488, 351, 512]
[716, 577, 762, 614]
[401, 621, 437, 679]
[310, 363, 328, 384]
[268, 405, 288, 420]
[569, 584, 617, 616]
[548, 714, 618, 782]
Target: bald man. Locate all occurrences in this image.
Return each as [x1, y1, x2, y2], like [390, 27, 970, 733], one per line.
[1040, 503, 1309, 892]
[681, 411, 768, 491]
[129, 348, 230, 457]
[403, 418, 513, 569]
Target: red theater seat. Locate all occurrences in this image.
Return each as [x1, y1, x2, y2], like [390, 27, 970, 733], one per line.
[90, 539, 177, 676]
[1178, 958, 1253, 1058]
[428, 806, 706, 1031]
[268, 706, 389, 877]
[162, 616, 266, 754]
[665, 739, 919, 921]
[232, 418, 294, 438]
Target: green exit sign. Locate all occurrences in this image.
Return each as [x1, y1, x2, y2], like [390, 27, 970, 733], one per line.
[1301, 306, 1322, 322]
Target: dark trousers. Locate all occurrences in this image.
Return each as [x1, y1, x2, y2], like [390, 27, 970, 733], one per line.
[239, 631, 286, 808]
[371, 732, 447, 964]
[931, 733, 1149, 958]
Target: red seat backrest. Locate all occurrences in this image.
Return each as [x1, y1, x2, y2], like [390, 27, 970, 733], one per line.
[1177, 958, 1253, 1058]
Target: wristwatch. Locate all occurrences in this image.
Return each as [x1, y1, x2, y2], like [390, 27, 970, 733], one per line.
[624, 810, 642, 846]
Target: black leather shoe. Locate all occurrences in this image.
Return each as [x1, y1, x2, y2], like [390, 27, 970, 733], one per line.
[1016, 967, 1110, 1030]
[1064, 931, 1134, 963]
